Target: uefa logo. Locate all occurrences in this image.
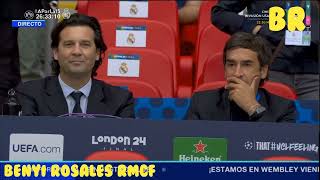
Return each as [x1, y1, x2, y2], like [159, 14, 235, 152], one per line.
[24, 10, 34, 20]
[244, 141, 254, 150]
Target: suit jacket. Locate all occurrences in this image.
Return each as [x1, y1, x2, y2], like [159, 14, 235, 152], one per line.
[15, 76, 135, 118]
[187, 88, 296, 122]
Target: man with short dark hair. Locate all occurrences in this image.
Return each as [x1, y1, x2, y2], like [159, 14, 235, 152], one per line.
[187, 32, 296, 122]
[16, 13, 135, 117]
[211, 0, 319, 100]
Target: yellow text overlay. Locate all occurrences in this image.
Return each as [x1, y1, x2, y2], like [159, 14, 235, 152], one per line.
[4, 164, 156, 178]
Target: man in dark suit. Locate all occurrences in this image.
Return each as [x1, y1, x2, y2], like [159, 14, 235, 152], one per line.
[187, 32, 296, 122]
[16, 13, 134, 118]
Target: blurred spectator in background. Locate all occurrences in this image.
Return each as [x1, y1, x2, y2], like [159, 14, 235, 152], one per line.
[178, 0, 202, 55]
[0, 0, 57, 108]
[177, 0, 202, 24]
[18, 1, 58, 82]
[212, 0, 319, 100]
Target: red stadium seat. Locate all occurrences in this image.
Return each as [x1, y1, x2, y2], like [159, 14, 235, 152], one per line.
[261, 81, 297, 100]
[102, 79, 162, 98]
[180, 22, 198, 55]
[96, 48, 175, 98]
[194, 26, 229, 88]
[195, 81, 297, 100]
[198, 52, 225, 85]
[194, 81, 226, 92]
[194, 0, 230, 89]
[77, 0, 179, 35]
[99, 19, 179, 96]
[85, 150, 148, 161]
[197, 0, 216, 31]
[77, 1, 193, 97]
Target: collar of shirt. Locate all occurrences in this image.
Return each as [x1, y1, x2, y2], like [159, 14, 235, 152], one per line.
[58, 75, 92, 98]
[58, 75, 92, 114]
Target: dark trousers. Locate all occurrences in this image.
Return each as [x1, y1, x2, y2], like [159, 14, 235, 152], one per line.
[0, 20, 21, 107]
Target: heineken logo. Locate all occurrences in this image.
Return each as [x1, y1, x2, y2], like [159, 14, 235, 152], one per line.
[179, 154, 222, 161]
[194, 140, 207, 153]
[173, 137, 227, 161]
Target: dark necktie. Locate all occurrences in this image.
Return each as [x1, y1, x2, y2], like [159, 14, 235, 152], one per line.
[70, 91, 83, 113]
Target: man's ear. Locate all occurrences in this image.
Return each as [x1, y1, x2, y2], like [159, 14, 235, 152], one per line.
[96, 49, 100, 61]
[53, 48, 58, 60]
[260, 65, 269, 80]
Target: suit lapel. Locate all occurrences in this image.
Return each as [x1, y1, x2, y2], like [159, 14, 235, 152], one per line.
[214, 88, 230, 121]
[87, 80, 113, 115]
[44, 77, 68, 116]
[221, 89, 231, 121]
[258, 89, 269, 109]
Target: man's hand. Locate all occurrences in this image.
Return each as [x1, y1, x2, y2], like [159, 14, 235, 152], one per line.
[252, 25, 262, 35]
[225, 76, 260, 114]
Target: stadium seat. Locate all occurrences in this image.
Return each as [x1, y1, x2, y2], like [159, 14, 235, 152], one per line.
[197, 0, 216, 31]
[195, 81, 298, 101]
[194, 0, 230, 88]
[99, 19, 178, 87]
[96, 47, 175, 98]
[194, 25, 229, 88]
[102, 79, 162, 98]
[77, 2, 193, 97]
[180, 22, 198, 55]
[197, 52, 225, 85]
[76, 0, 179, 35]
[261, 81, 297, 100]
[85, 150, 148, 161]
[194, 81, 226, 92]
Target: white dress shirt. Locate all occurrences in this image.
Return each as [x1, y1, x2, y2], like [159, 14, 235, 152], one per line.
[58, 75, 92, 114]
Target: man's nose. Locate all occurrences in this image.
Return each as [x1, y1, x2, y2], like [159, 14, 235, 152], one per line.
[72, 44, 82, 55]
[233, 64, 243, 77]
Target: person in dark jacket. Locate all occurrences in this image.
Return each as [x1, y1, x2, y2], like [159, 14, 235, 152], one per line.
[0, 0, 57, 108]
[212, 0, 319, 100]
[187, 32, 296, 122]
[16, 13, 135, 117]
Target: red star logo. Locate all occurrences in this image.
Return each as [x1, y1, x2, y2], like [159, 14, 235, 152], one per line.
[194, 140, 207, 153]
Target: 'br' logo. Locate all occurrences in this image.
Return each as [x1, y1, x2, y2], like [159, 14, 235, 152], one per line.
[269, 6, 307, 32]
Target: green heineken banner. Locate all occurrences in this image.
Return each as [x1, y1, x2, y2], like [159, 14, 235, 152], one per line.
[173, 137, 227, 161]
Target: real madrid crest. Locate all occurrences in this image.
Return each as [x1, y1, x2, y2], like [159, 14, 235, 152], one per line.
[62, 8, 71, 19]
[129, 4, 138, 15]
[126, 33, 136, 45]
[119, 62, 129, 74]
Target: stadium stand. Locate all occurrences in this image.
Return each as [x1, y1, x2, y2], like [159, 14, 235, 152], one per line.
[74, 0, 318, 124]
[77, 1, 193, 97]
